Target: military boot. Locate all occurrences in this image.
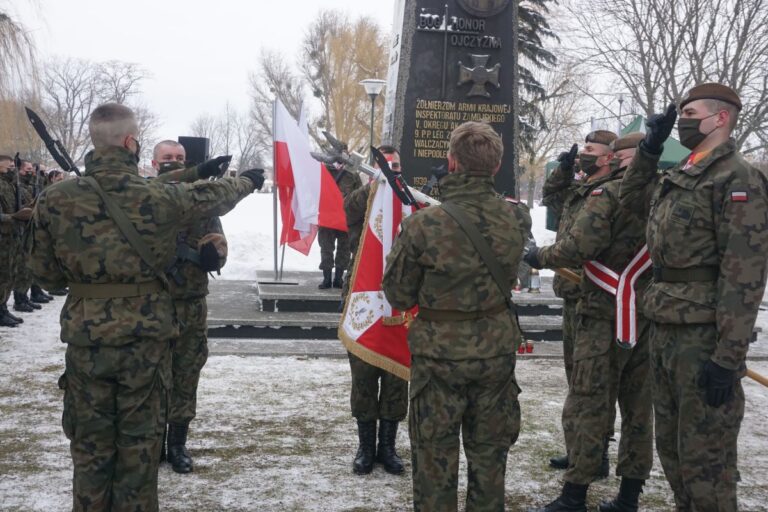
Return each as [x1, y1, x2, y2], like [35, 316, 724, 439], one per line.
[376, 419, 404, 475]
[0, 305, 20, 327]
[30, 285, 51, 303]
[13, 292, 34, 313]
[318, 269, 333, 290]
[2, 305, 23, 324]
[527, 482, 588, 512]
[549, 453, 569, 470]
[47, 288, 68, 296]
[352, 420, 376, 475]
[167, 423, 193, 474]
[332, 267, 344, 289]
[598, 478, 644, 512]
[597, 436, 610, 479]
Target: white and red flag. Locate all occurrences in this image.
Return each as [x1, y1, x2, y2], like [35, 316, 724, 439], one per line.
[273, 100, 346, 254]
[339, 179, 417, 380]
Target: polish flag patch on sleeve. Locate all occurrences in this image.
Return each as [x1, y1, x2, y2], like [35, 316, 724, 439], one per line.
[731, 191, 749, 202]
[591, 188, 604, 196]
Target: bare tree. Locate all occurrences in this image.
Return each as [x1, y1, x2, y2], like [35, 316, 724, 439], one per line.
[189, 113, 224, 157]
[565, 0, 768, 153]
[133, 103, 160, 162]
[99, 60, 148, 105]
[0, 7, 36, 99]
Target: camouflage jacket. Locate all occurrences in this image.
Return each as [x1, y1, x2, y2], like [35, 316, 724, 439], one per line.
[155, 164, 226, 300]
[539, 167, 650, 323]
[330, 167, 362, 198]
[382, 173, 528, 360]
[619, 140, 768, 370]
[541, 163, 587, 300]
[344, 180, 372, 254]
[0, 174, 16, 234]
[29, 146, 254, 347]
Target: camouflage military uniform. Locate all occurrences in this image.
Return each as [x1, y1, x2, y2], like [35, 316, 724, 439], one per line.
[619, 140, 768, 510]
[318, 167, 361, 272]
[343, 180, 409, 421]
[382, 173, 527, 512]
[29, 146, 254, 512]
[538, 167, 653, 486]
[0, 173, 18, 308]
[12, 174, 34, 297]
[541, 163, 586, 383]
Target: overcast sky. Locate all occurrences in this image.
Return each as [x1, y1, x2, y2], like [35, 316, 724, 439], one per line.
[14, 0, 395, 141]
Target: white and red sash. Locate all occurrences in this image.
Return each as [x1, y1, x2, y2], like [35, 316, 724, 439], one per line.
[583, 245, 651, 348]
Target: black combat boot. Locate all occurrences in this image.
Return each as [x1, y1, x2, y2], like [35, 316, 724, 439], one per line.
[4, 307, 23, 324]
[332, 267, 344, 289]
[597, 436, 610, 479]
[376, 419, 404, 475]
[318, 269, 333, 290]
[13, 292, 34, 313]
[598, 478, 644, 512]
[48, 288, 68, 296]
[30, 285, 51, 303]
[0, 305, 20, 327]
[167, 423, 193, 474]
[352, 420, 376, 475]
[527, 482, 588, 512]
[549, 453, 569, 470]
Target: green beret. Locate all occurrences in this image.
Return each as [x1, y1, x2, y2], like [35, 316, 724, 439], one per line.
[679, 83, 742, 111]
[610, 132, 644, 152]
[585, 130, 618, 146]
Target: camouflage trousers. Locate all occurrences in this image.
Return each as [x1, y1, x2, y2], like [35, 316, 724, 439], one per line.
[60, 339, 170, 512]
[0, 238, 16, 304]
[318, 227, 350, 271]
[561, 299, 578, 385]
[168, 297, 209, 424]
[409, 354, 521, 512]
[651, 322, 744, 512]
[348, 351, 408, 421]
[13, 230, 32, 293]
[563, 315, 652, 485]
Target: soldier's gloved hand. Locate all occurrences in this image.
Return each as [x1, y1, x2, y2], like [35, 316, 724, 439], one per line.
[558, 144, 579, 174]
[523, 245, 543, 269]
[241, 168, 265, 191]
[698, 360, 736, 407]
[643, 103, 677, 155]
[197, 155, 233, 179]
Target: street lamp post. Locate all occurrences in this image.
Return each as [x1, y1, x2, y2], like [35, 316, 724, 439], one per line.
[359, 78, 387, 164]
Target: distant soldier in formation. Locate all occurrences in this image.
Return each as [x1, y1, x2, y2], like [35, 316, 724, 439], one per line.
[29, 103, 264, 511]
[383, 122, 528, 511]
[539, 131, 618, 476]
[152, 139, 233, 474]
[317, 157, 361, 289]
[342, 145, 409, 476]
[619, 83, 768, 511]
[0, 155, 29, 327]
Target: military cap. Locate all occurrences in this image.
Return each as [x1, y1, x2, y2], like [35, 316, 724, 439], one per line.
[585, 130, 618, 146]
[610, 132, 645, 152]
[679, 83, 742, 111]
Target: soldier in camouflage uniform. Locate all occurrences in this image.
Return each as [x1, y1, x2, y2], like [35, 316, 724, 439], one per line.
[11, 159, 44, 313]
[152, 140, 233, 474]
[0, 155, 28, 327]
[343, 145, 410, 476]
[383, 122, 527, 512]
[619, 83, 768, 512]
[540, 132, 618, 474]
[29, 103, 263, 512]
[317, 162, 361, 289]
[526, 131, 653, 512]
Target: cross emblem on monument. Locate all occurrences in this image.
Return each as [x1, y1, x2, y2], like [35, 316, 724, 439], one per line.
[458, 54, 501, 98]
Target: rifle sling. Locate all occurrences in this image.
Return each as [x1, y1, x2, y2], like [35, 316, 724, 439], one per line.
[439, 202, 515, 313]
[81, 176, 169, 289]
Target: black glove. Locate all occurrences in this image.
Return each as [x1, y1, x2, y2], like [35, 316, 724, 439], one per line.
[199, 242, 221, 272]
[241, 168, 265, 190]
[523, 245, 543, 269]
[643, 103, 677, 154]
[197, 155, 233, 179]
[698, 360, 736, 408]
[557, 144, 579, 174]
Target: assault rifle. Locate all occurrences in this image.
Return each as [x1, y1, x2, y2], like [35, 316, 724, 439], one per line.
[25, 107, 81, 176]
[13, 153, 21, 212]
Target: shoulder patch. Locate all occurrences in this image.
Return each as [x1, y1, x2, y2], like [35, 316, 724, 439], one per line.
[591, 188, 604, 196]
[731, 191, 748, 202]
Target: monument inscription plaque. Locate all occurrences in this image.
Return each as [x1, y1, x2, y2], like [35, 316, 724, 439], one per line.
[383, 0, 518, 195]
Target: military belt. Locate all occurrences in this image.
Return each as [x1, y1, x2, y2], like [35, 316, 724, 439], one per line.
[69, 280, 164, 299]
[418, 303, 508, 322]
[652, 265, 719, 283]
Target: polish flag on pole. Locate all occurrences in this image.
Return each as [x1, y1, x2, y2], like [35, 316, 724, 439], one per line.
[273, 99, 346, 255]
[339, 179, 417, 381]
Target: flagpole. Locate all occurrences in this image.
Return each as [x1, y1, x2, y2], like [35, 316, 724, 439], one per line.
[272, 99, 279, 281]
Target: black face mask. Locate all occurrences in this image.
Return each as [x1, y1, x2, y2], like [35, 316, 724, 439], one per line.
[158, 161, 185, 174]
[579, 153, 599, 176]
[678, 113, 719, 150]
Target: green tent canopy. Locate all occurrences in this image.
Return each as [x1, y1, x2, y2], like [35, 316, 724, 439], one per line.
[621, 115, 690, 168]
